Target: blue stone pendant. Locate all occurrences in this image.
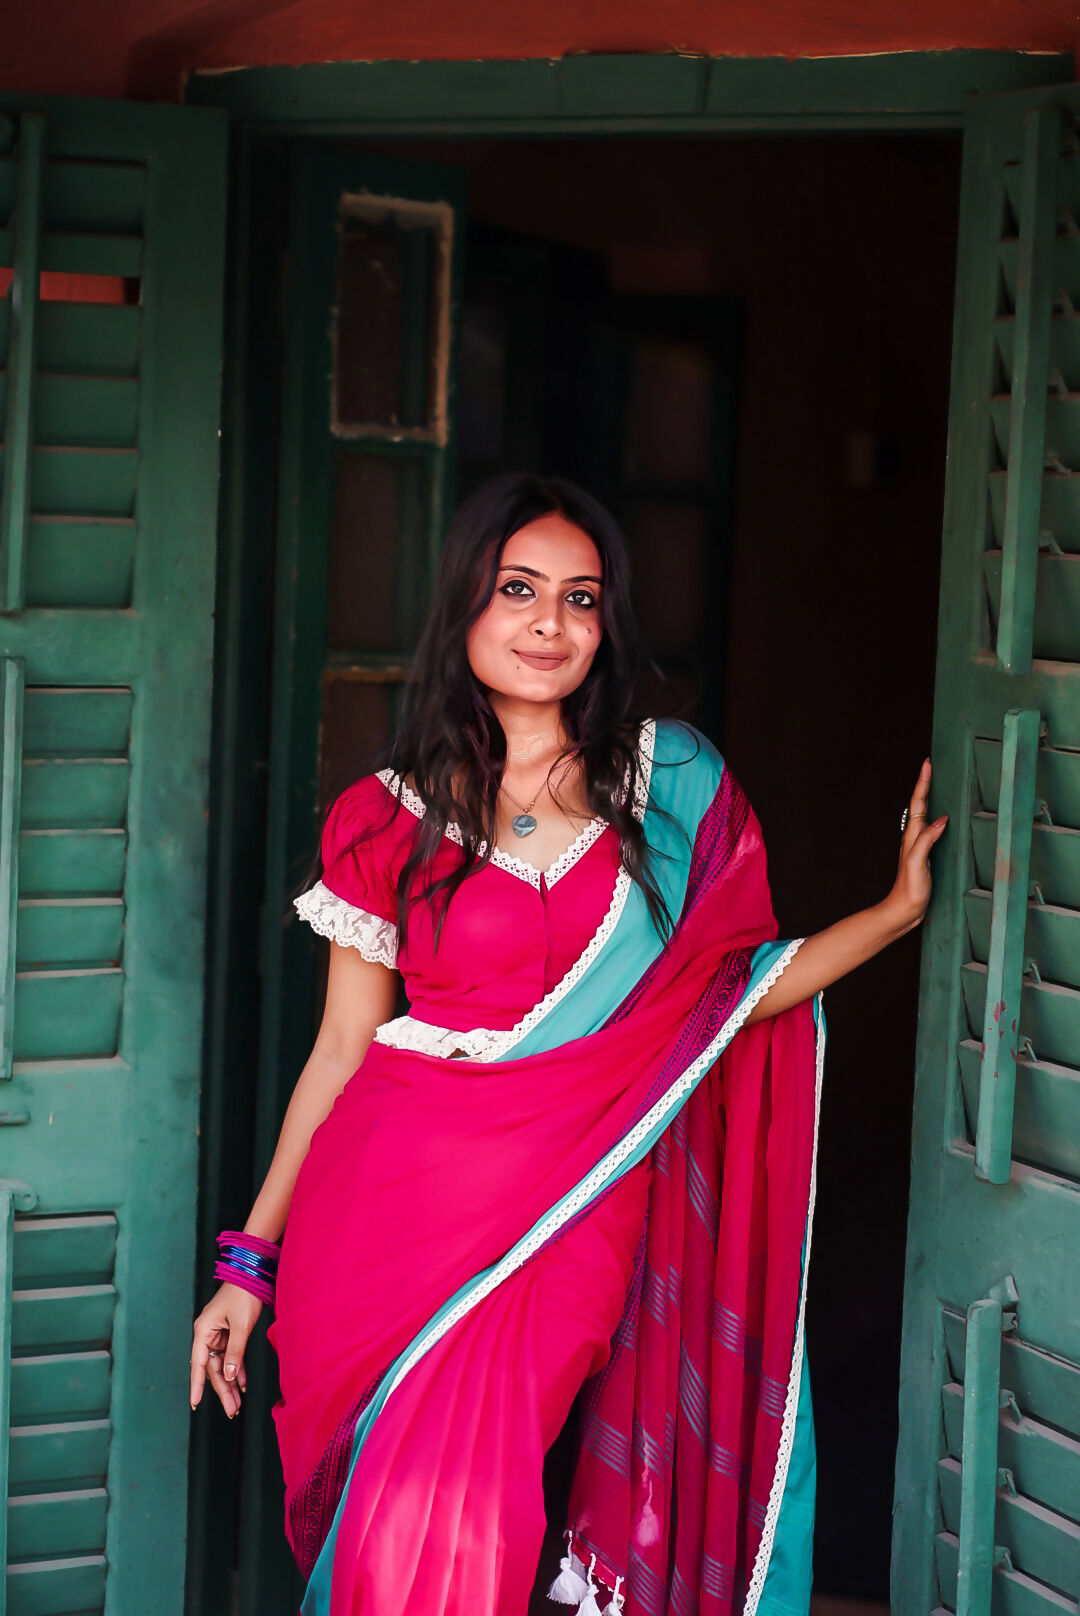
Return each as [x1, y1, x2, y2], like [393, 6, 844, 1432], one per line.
[511, 813, 538, 837]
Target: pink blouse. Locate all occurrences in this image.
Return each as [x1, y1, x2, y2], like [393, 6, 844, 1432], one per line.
[294, 771, 624, 1051]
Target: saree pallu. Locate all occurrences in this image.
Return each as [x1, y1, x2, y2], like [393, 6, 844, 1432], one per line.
[269, 721, 824, 1616]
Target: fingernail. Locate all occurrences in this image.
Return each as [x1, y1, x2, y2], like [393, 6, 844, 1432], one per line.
[191, 1402, 197, 1411]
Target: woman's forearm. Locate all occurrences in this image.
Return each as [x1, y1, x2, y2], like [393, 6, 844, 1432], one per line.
[243, 1041, 374, 1244]
[745, 894, 917, 1025]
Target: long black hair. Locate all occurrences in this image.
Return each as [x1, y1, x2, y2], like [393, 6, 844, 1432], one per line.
[310, 471, 687, 944]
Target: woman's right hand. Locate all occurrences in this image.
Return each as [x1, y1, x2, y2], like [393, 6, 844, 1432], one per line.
[190, 1282, 265, 1418]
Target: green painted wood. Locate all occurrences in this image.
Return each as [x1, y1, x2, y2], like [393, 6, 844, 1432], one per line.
[41, 160, 144, 233]
[184, 50, 1073, 130]
[1, 1190, 15, 1611]
[999, 238, 1080, 312]
[966, 889, 1080, 990]
[7, 1489, 108, 1561]
[937, 1531, 1076, 1616]
[25, 519, 135, 609]
[976, 709, 1041, 1181]
[22, 688, 130, 755]
[0, 659, 25, 1085]
[943, 1384, 1080, 1523]
[5, 1553, 107, 1616]
[0, 612, 141, 685]
[9, 1354, 111, 1423]
[972, 817, 1080, 911]
[0, 228, 144, 279]
[10, 1287, 116, 1352]
[962, 963, 1080, 1071]
[974, 739, 1080, 826]
[943, 1308, 1080, 1438]
[940, 1458, 1080, 1600]
[0, 301, 142, 377]
[997, 111, 1061, 675]
[19, 763, 129, 830]
[0, 677, 24, 1119]
[0, 375, 140, 450]
[992, 394, 1080, 468]
[7, 1420, 110, 1490]
[18, 830, 125, 897]
[0, 156, 145, 234]
[983, 554, 1080, 663]
[894, 80, 1080, 1616]
[561, 53, 708, 116]
[11, 969, 122, 1060]
[996, 315, 1080, 398]
[14, 900, 123, 967]
[0, 446, 140, 517]
[956, 1293, 1009, 1616]
[958, 1040, 1080, 1182]
[0, 115, 44, 616]
[965, 661, 1080, 752]
[11, 1219, 116, 1286]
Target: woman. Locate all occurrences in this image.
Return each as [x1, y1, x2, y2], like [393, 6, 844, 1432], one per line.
[190, 472, 945, 1616]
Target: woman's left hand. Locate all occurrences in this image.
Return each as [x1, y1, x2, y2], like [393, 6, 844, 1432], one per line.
[887, 758, 948, 933]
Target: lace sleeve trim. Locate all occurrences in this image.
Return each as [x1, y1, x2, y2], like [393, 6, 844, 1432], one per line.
[293, 881, 398, 968]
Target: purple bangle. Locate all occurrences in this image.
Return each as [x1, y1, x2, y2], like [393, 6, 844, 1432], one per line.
[214, 1259, 276, 1307]
[214, 1230, 281, 1308]
[217, 1229, 281, 1258]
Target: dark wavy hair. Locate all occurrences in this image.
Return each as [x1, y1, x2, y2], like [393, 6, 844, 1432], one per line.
[310, 470, 688, 946]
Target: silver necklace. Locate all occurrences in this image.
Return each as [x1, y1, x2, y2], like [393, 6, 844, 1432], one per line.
[500, 776, 550, 838]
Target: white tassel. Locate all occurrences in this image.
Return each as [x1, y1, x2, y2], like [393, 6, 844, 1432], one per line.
[602, 1576, 625, 1615]
[547, 1536, 590, 1605]
[575, 1555, 604, 1616]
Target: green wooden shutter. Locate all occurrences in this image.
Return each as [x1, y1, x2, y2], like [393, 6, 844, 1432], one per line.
[894, 84, 1080, 1616]
[0, 97, 227, 1615]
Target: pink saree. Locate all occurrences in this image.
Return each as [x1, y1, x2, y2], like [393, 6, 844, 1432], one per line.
[273, 720, 823, 1616]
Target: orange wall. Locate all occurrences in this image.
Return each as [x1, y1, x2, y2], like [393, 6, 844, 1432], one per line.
[3, 0, 1079, 102]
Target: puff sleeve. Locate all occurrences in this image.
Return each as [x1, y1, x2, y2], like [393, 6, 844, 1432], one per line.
[292, 775, 401, 969]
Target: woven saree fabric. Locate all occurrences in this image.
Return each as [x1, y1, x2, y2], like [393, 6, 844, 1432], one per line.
[276, 720, 823, 1616]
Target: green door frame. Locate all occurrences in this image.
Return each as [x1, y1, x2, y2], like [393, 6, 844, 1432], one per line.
[184, 45, 1074, 1616]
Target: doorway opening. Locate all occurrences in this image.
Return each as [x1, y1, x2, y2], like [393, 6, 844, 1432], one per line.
[210, 127, 963, 1616]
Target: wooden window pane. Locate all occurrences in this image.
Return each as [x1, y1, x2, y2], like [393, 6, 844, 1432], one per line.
[333, 196, 452, 439]
[328, 452, 431, 654]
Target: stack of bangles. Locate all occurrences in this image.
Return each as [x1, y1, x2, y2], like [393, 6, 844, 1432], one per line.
[214, 1230, 281, 1308]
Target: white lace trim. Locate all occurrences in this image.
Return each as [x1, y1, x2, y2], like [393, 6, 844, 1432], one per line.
[381, 938, 811, 1419]
[292, 881, 398, 968]
[371, 721, 657, 1062]
[375, 718, 655, 891]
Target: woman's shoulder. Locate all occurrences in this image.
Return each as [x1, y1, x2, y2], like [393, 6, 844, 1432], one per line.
[321, 769, 416, 864]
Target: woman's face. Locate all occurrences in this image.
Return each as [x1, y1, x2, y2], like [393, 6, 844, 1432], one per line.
[466, 512, 604, 708]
